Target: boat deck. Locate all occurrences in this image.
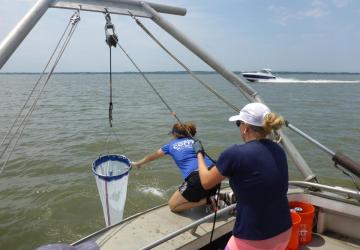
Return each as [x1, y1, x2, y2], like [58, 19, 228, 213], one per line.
[301, 233, 360, 250]
[72, 186, 360, 250]
[77, 206, 360, 250]
[94, 203, 235, 249]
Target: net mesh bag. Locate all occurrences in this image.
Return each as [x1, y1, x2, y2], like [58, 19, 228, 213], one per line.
[92, 155, 131, 226]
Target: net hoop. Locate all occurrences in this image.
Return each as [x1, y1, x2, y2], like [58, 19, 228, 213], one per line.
[92, 154, 131, 181]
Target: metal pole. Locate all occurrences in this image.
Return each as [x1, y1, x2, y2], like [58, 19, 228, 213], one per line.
[280, 133, 316, 181]
[142, 2, 257, 101]
[289, 181, 360, 199]
[0, 0, 54, 69]
[142, 2, 316, 181]
[51, 0, 187, 17]
[287, 123, 335, 156]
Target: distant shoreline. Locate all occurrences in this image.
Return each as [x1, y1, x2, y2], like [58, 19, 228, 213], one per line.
[1, 71, 360, 75]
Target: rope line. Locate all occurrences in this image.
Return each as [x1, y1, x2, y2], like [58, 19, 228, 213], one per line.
[127, 12, 230, 244]
[210, 185, 221, 242]
[0, 11, 80, 175]
[104, 9, 118, 127]
[128, 11, 240, 113]
[114, 39, 217, 163]
[0, 22, 72, 160]
[109, 46, 113, 127]
[114, 41, 182, 123]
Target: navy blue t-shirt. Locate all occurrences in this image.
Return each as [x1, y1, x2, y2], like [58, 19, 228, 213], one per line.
[161, 138, 213, 180]
[216, 139, 291, 240]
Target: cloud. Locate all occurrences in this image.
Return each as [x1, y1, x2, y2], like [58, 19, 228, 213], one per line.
[13, 0, 36, 2]
[269, 5, 328, 25]
[311, 0, 327, 7]
[268, 6, 292, 26]
[300, 33, 325, 39]
[299, 8, 328, 18]
[332, 0, 351, 8]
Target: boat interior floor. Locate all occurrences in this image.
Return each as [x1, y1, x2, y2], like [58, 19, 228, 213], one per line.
[73, 186, 360, 250]
[300, 232, 360, 249]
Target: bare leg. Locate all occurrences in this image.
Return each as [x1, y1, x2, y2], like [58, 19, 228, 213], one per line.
[168, 190, 207, 212]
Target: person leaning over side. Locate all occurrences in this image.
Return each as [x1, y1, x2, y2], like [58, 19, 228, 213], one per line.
[132, 122, 219, 213]
[193, 102, 292, 250]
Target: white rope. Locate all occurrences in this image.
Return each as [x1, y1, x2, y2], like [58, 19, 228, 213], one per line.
[129, 11, 240, 113]
[0, 11, 81, 175]
[0, 22, 72, 159]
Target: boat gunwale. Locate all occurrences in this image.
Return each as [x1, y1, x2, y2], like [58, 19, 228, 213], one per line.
[71, 203, 168, 246]
[289, 181, 360, 200]
[73, 183, 360, 249]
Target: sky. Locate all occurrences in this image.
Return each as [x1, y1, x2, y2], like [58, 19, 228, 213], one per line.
[0, 0, 359, 73]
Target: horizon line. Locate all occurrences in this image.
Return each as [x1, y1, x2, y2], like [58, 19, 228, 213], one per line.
[1, 70, 360, 74]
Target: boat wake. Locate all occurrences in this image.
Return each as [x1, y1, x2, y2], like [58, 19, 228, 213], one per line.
[139, 186, 165, 198]
[257, 77, 360, 84]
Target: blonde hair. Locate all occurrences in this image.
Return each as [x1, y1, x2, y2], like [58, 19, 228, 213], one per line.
[249, 112, 284, 136]
[172, 122, 197, 138]
[262, 112, 285, 134]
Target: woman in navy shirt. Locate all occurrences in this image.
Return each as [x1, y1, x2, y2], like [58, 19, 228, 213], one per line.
[132, 122, 218, 212]
[194, 103, 292, 250]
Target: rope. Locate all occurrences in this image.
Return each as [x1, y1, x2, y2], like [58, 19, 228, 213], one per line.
[108, 46, 113, 127]
[115, 41, 181, 122]
[334, 163, 360, 191]
[128, 12, 235, 245]
[104, 9, 118, 128]
[0, 22, 72, 160]
[0, 11, 81, 175]
[210, 185, 221, 242]
[128, 11, 240, 113]
[101, 127, 123, 158]
[114, 39, 216, 163]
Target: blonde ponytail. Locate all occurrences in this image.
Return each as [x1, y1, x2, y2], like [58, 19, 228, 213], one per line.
[263, 112, 285, 134]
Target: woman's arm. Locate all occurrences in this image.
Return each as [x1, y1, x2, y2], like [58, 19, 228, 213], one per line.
[132, 149, 165, 168]
[197, 152, 225, 190]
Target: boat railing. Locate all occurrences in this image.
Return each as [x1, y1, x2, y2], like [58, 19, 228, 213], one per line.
[72, 181, 359, 248]
[139, 204, 236, 250]
[140, 182, 360, 250]
[72, 203, 236, 248]
[72, 203, 168, 246]
[289, 181, 360, 200]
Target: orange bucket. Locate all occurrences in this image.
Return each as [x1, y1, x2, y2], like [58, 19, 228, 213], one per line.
[286, 211, 301, 250]
[289, 201, 315, 245]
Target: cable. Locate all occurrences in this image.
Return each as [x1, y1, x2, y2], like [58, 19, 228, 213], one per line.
[128, 11, 240, 113]
[108, 46, 113, 127]
[115, 39, 216, 163]
[210, 184, 221, 243]
[0, 11, 80, 175]
[104, 9, 118, 128]
[0, 21, 72, 160]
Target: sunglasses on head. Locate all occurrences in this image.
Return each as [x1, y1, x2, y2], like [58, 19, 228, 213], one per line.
[236, 120, 243, 127]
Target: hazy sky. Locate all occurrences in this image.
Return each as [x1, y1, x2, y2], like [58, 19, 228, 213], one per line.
[1, 0, 359, 72]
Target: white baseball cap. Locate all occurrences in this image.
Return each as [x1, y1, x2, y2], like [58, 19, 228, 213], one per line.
[229, 103, 271, 127]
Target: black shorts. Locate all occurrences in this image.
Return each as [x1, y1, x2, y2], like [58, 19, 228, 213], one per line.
[179, 171, 219, 202]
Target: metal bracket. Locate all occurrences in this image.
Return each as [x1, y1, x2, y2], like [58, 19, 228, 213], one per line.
[104, 9, 118, 47]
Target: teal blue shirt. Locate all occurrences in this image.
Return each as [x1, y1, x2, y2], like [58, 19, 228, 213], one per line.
[161, 138, 213, 179]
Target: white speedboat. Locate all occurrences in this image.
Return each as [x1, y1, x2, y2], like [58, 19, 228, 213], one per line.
[242, 69, 276, 82]
[1, 1, 360, 250]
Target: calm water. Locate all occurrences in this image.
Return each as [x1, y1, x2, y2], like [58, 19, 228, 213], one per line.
[0, 72, 360, 249]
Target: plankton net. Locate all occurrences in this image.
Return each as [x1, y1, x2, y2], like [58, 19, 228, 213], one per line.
[92, 154, 131, 226]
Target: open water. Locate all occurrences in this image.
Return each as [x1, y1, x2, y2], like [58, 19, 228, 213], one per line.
[0, 72, 360, 249]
